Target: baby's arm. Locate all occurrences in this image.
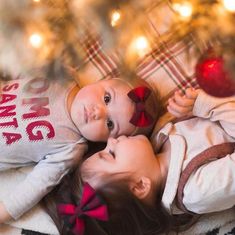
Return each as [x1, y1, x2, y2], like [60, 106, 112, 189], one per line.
[0, 202, 12, 224]
[2, 143, 87, 221]
[167, 88, 199, 118]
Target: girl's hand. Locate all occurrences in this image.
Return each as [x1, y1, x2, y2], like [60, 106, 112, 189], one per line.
[0, 202, 12, 224]
[167, 88, 199, 118]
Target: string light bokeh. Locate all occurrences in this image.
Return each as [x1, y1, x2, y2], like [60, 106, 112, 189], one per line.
[0, 0, 234, 83]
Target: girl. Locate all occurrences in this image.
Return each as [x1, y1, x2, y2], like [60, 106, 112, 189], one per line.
[47, 88, 235, 235]
[0, 72, 161, 224]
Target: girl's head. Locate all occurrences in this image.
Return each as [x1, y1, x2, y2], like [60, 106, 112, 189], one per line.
[45, 136, 195, 235]
[52, 143, 172, 235]
[81, 135, 162, 204]
[70, 77, 162, 141]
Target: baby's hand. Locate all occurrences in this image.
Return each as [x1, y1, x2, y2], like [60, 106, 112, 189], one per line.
[167, 88, 199, 118]
[0, 202, 12, 224]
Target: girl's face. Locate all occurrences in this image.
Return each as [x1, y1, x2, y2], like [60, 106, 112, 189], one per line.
[70, 79, 136, 141]
[81, 135, 157, 189]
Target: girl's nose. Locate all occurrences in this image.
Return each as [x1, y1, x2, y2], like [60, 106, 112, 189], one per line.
[106, 137, 118, 149]
[117, 135, 128, 141]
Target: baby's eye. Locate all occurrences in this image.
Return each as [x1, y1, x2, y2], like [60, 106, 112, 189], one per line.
[106, 118, 114, 131]
[104, 92, 111, 105]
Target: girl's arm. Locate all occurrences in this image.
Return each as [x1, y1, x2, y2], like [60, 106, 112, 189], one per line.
[0, 202, 12, 224]
[167, 88, 199, 118]
[192, 90, 235, 138]
[182, 152, 235, 214]
[168, 88, 235, 138]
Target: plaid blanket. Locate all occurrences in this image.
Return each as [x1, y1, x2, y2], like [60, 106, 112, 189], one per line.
[75, 0, 200, 107]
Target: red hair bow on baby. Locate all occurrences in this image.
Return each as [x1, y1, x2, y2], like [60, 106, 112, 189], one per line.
[57, 183, 109, 235]
[128, 86, 153, 127]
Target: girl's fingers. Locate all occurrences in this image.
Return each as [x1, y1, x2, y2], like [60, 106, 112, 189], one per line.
[167, 105, 183, 118]
[174, 91, 195, 107]
[185, 88, 199, 99]
[168, 98, 192, 115]
[167, 88, 199, 117]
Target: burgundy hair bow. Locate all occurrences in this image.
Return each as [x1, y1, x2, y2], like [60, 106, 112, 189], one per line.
[57, 183, 109, 235]
[128, 86, 153, 127]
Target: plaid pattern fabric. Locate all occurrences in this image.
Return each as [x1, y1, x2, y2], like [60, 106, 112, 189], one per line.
[75, 0, 200, 108]
[136, 38, 199, 106]
[136, 1, 200, 106]
[75, 30, 120, 85]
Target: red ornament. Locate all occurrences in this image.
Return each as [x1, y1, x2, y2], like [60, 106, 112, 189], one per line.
[195, 56, 235, 97]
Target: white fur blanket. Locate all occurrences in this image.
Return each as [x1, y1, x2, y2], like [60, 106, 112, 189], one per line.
[171, 209, 235, 235]
[0, 167, 235, 235]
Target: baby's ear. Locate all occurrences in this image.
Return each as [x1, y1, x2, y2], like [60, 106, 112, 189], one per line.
[129, 177, 151, 200]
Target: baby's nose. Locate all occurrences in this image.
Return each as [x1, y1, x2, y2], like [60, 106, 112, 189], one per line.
[93, 105, 107, 120]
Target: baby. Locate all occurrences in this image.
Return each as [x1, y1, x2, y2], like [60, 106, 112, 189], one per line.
[0, 73, 161, 224]
[49, 88, 235, 235]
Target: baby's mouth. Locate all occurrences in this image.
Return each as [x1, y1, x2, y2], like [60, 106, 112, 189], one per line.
[84, 106, 88, 123]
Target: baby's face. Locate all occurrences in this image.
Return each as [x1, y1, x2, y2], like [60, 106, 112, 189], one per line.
[81, 135, 156, 189]
[70, 78, 136, 141]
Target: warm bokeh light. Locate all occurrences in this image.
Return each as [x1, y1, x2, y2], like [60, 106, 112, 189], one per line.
[29, 33, 43, 48]
[222, 0, 235, 12]
[71, 0, 87, 10]
[33, 0, 40, 2]
[111, 10, 121, 27]
[173, 2, 193, 18]
[132, 36, 150, 57]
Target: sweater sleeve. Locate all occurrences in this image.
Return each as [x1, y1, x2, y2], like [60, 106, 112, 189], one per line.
[193, 90, 235, 138]
[2, 142, 87, 219]
[183, 152, 235, 214]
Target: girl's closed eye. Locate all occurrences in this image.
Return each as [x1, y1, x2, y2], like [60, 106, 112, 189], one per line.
[109, 149, 115, 159]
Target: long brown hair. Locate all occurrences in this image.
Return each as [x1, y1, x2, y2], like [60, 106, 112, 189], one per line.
[43, 166, 191, 235]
